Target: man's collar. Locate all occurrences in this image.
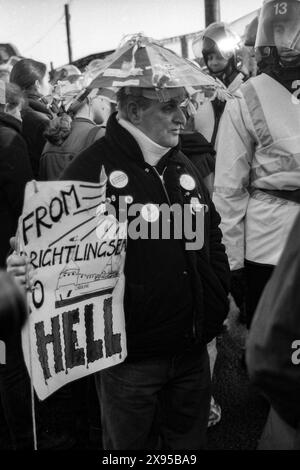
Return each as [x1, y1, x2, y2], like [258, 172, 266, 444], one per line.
[106, 113, 180, 167]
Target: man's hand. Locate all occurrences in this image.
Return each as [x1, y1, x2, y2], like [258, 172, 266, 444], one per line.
[6, 237, 33, 291]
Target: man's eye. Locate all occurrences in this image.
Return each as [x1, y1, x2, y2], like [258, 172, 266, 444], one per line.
[162, 105, 175, 112]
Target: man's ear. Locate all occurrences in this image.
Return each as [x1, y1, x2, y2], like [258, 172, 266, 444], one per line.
[34, 79, 41, 92]
[126, 100, 142, 125]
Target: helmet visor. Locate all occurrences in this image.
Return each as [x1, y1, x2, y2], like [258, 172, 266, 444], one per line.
[255, 0, 300, 54]
[193, 23, 241, 61]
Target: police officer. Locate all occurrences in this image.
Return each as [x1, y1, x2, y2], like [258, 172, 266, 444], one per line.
[213, 0, 300, 331]
[192, 22, 247, 147]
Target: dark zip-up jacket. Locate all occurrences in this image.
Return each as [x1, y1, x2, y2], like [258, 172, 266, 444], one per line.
[61, 113, 230, 361]
[0, 112, 33, 267]
[21, 93, 53, 179]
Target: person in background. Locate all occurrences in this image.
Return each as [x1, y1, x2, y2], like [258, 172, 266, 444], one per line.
[180, 99, 221, 427]
[0, 270, 30, 449]
[180, 94, 216, 196]
[0, 264, 74, 450]
[193, 26, 248, 327]
[246, 212, 300, 449]
[191, 26, 246, 424]
[243, 15, 259, 78]
[50, 64, 83, 93]
[0, 80, 33, 268]
[10, 58, 54, 179]
[0, 271, 27, 340]
[192, 23, 248, 319]
[0, 63, 12, 83]
[39, 87, 112, 180]
[0, 56, 22, 84]
[180, 113, 221, 427]
[213, 0, 300, 344]
[192, 22, 247, 147]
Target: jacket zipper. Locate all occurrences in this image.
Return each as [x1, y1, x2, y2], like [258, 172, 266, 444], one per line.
[150, 165, 197, 340]
[150, 166, 171, 205]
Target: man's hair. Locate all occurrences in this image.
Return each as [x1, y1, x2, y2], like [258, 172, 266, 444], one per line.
[0, 82, 25, 113]
[10, 58, 47, 92]
[116, 88, 152, 119]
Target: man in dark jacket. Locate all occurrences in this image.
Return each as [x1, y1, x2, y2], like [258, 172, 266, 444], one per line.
[10, 59, 54, 179]
[0, 81, 33, 267]
[60, 85, 230, 450]
[247, 212, 300, 449]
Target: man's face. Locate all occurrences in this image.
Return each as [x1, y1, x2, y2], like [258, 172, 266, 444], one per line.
[38, 70, 52, 97]
[207, 51, 229, 73]
[54, 78, 82, 97]
[273, 19, 300, 61]
[137, 97, 187, 147]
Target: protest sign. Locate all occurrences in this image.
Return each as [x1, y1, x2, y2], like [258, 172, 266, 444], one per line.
[18, 170, 127, 400]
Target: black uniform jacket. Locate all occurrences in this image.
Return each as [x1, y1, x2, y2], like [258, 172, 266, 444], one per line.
[61, 113, 230, 361]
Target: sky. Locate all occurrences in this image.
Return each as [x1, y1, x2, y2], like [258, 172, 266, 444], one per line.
[0, 0, 262, 68]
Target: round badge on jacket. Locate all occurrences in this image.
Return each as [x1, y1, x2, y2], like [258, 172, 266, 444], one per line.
[141, 203, 160, 223]
[179, 174, 196, 191]
[109, 170, 129, 188]
[125, 195, 133, 204]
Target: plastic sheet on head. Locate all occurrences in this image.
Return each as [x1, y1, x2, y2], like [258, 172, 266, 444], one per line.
[84, 33, 236, 106]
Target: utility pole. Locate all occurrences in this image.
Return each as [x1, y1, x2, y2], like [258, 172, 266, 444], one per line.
[180, 36, 188, 58]
[204, 0, 221, 27]
[64, 3, 73, 63]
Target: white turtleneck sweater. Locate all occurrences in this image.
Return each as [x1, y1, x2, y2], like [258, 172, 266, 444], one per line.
[118, 117, 171, 167]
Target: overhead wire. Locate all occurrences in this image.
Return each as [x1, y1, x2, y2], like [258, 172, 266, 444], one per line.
[23, 13, 65, 53]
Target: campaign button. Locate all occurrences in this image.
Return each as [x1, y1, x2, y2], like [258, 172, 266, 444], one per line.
[125, 195, 133, 204]
[180, 174, 196, 191]
[141, 203, 160, 222]
[109, 170, 129, 188]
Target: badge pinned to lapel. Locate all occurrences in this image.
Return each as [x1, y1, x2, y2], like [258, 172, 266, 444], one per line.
[141, 203, 160, 223]
[109, 170, 129, 188]
[125, 195, 133, 204]
[179, 174, 196, 191]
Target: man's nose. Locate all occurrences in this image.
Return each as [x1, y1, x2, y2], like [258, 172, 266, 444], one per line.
[174, 106, 187, 127]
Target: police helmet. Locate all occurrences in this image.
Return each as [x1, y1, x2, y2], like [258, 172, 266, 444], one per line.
[255, 0, 300, 67]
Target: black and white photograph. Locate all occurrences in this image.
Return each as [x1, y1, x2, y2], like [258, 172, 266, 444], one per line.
[0, 0, 300, 457]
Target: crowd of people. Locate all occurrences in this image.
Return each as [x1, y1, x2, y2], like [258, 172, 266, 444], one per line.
[0, 0, 300, 451]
